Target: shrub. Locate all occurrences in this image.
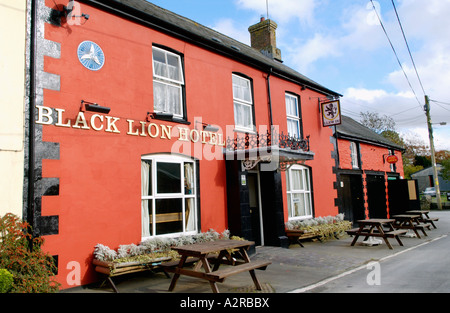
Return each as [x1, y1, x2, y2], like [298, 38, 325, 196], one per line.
[0, 213, 60, 293]
[0, 269, 14, 293]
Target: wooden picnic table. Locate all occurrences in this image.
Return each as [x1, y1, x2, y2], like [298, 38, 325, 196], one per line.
[347, 219, 407, 250]
[406, 210, 439, 229]
[392, 214, 431, 238]
[162, 239, 271, 293]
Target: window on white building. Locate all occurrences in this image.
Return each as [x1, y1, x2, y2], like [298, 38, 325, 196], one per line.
[141, 154, 197, 238]
[286, 165, 313, 220]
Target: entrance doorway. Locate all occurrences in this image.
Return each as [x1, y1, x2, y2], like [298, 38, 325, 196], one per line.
[248, 172, 263, 246]
[366, 174, 388, 218]
[340, 174, 365, 223]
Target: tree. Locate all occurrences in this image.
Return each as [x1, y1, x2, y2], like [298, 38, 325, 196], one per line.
[360, 111, 396, 134]
[440, 157, 450, 181]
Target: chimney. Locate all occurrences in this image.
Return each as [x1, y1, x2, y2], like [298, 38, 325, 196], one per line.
[248, 17, 282, 62]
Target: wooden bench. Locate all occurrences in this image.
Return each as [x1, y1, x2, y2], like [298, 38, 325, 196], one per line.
[160, 253, 217, 274]
[385, 230, 408, 237]
[204, 260, 272, 285]
[346, 228, 360, 236]
[414, 223, 431, 236]
[424, 218, 439, 229]
[94, 256, 172, 292]
[285, 229, 322, 247]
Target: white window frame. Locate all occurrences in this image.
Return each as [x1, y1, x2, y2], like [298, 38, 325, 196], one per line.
[389, 150, 396, 172]
[285, 93, 301, 139]
[152, 46, 185, 118]
[141, 154, 197, 239]
[350, 142, 359, 169]
[286, 165, 313, 220]
[232, 74, 254, 132]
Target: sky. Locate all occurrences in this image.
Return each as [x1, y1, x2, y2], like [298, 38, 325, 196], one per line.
[148, 0, 450, 151]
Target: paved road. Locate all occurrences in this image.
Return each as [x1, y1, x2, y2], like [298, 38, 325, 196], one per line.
[297, 233, 450, 293]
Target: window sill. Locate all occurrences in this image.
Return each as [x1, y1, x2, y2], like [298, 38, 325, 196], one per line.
[233, 126, 257, 135]
[151, 115, 191, 125]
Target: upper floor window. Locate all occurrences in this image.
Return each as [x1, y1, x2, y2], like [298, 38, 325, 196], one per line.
[350, 142, 359, 169]
[389, 150, 397, 172]
[285, 93, 302, 139]
[152, 46, 185, 119]
[232, 74, 254, 131]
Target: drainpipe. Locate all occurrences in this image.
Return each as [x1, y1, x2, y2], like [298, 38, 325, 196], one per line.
[266, 68, 273, 129]
[27, 0, 37, 238]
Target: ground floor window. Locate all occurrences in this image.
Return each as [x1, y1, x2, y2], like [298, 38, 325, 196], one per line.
[141, 154, 197, 238]
[286, 164, 313, 220]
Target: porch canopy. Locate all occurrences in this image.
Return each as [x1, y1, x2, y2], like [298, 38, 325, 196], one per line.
[224, 130, 315, 171]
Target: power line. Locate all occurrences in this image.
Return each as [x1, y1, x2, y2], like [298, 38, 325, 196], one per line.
[391, 0, 426, 97]
[432, 101, 450, 113]
[430, 99, 450, 106]
[369, 0, 423, 110]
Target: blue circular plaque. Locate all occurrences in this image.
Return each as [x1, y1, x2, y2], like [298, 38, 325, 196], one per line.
[77, 41, 105, 71]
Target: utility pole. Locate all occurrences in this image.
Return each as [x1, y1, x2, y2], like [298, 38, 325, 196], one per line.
[424, 95, 442, 210]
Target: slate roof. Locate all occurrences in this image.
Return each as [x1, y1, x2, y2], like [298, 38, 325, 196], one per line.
[83, 0, 341, 97]
[336, 115, 404, 151]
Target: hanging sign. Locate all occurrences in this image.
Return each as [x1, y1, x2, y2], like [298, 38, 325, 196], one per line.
[386, 155, 399, 164]
[321, 100, 342, 127]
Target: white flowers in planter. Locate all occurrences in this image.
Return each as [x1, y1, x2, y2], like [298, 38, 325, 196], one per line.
[285, 214, 351, 239]
[94, 229, 231, 262]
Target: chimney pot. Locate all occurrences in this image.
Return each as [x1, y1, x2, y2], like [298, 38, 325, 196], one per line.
[248, 18, 282, 62]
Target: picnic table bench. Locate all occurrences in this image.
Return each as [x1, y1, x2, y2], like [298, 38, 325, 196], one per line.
[406, 210, 439, 229]
[162, 239, 271, 293]
[392, 214, 431, 238]
[347, 219, 407, 249]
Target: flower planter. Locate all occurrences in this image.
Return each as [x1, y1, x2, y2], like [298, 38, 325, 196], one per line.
[93, 256, 172, 276]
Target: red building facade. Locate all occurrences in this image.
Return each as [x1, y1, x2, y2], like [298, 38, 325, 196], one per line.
[26, 0, 356, 289]
[335, 116, 405, 223]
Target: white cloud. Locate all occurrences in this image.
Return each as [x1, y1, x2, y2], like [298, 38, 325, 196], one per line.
[235, 0, 317, 26]
[345, 87, 388, 102]
[211, 18, 250, 45]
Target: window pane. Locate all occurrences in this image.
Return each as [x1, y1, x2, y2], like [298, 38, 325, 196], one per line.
[153, 82, 182, 116]
[184, 163, 194, 195]
[166, 54, 181, 81]
[234, 102, 252, 128]
[304, 169, 310, 191]
[142, 199, 152, 237]
[185, 198, 195, 232]
[232, 75, 251, 103]
[153, 81, 166, 112]
[286, 95, 298, 117]
[157, 162, 181, 193]
[153, 49, 166, 76]
[287, 119, 300, 138]
[292, 193, 305, 216]
[305, 194, 311, 216]
[141, 160, 152, 196]
[287, 194, 292, 217]
[166, 84, 182, 115]
[291, 169, 303, 191]
[155, 198, 182, 235]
